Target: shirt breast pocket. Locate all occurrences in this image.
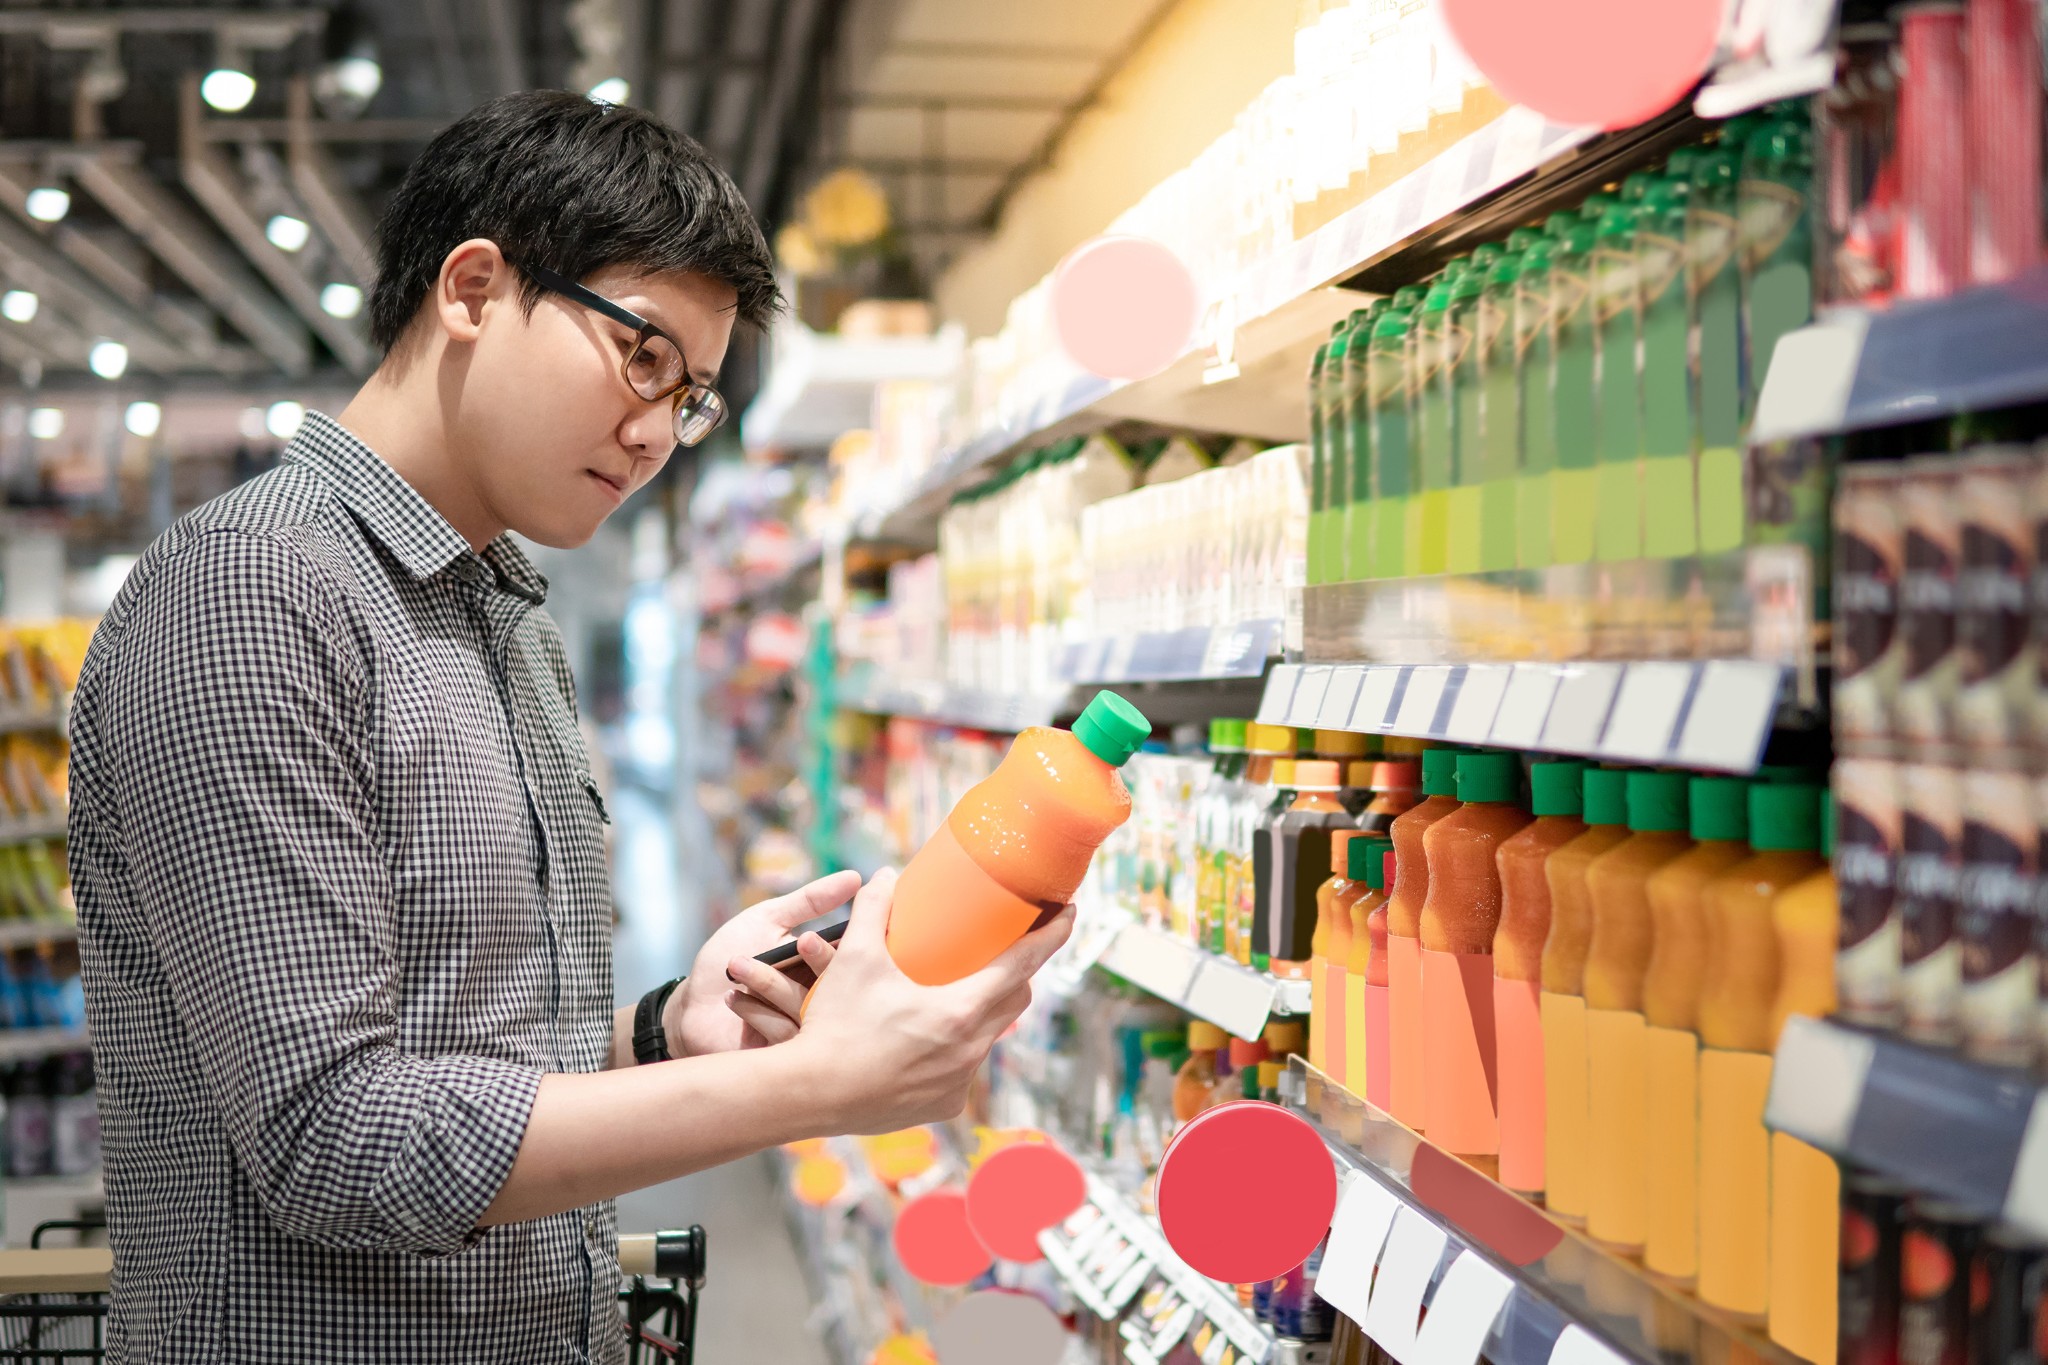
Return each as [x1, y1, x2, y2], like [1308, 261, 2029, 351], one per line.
[576, 770, 611, 826]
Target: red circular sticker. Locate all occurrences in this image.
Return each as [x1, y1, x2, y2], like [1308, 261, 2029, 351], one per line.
[966, 1141, 1087, 1263]
[894, 1188, 994, 1287]
[1049, 235, 1200, 382]
[1156, 1102, 1337, 1283]
[1440, 0, 1723, 131]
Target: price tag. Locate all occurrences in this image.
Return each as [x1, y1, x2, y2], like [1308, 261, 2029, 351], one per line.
[2007, 1092, 2048, 1241]
[1490, 665, 1560, 747]
[1362, 1205, 1448, 1364]
[1443, 665, 1509, 744]
[1765, 1015, 1877, 1154]
[1541, 662, 1624, 754]
[1394, 666, 1451, 737]
[1315, 1176, 1402, 1324]
[1352, 668, 1401, 731]
[1409, 1252, 1514, 1365]
[1600, 662, 1696, 762]
[1153, 1301, 1198, 1355]
[1200, 1322, 1230, 1365]
[1421, 140, 1474, 223]
[1099, 926, 1202, 1006]
[1547, 1326, 1630, 1365]
[1673, 660, 1783, 772]
[1185, 959, 1279, 1041]
[1319, 667, 1367, 729]
[1292, 666, 1335, 727]
[1492, 107, 1545, 180]
[1258, 666, 1304, 725]
[1108, 1254, 1155, 1310]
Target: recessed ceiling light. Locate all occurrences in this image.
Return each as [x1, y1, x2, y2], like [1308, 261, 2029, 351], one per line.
[0, 290, 37, 324]
[265, 214, 311, 253]
[265, 400, 305, 439]
[319, 282, 363, 319]
[88, 340, 129, 380]
[201, 68, 257, 113]
[124, 401, 163, 438]
[27, 408, 63, 441]
[24, 188, 69, 223]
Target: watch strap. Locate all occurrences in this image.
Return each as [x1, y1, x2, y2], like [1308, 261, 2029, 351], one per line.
[633, 977, 684, 1064]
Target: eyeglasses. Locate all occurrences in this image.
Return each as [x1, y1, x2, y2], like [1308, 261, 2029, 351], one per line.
[521, 263, 728, 448]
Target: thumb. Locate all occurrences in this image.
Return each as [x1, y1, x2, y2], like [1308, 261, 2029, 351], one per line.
[753, 870, 862, 934]
[838, 867, 898, 957]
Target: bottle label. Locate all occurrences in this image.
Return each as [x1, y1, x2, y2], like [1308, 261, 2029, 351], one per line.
[1837, 757, 1904, 1026]
[1959, 769, 2038, 1065]
[1900, 762, 1965, 1044]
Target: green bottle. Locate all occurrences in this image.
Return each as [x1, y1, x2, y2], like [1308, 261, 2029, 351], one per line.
[1307, 329, 1338, 586]
[1413, 271, 1459, 575]
[1370, 289, 1423, 579]
[1738, 115, 1815, 425]
[1447, 256, 1491, 575]
[1340, 302, 1383, 582]
[1689, 146, 1746, 555]
[1638, 180, 1697, 562]
[1592, 200, 1645, 564]
[1478, 247, 1524, 573]
[1516, 234, 1558, 570]
[1548, 213, 1599, 565]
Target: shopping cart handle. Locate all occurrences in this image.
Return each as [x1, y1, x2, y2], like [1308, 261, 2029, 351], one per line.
[618, 1227, 706, 1285]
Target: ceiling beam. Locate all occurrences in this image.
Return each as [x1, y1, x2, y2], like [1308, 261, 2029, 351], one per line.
[738, 0, 802, 208]
[422, 0, 479, 115]
[758, 0, 852, 228]
[285, 79, 377, 288]
[476, 0, 528, 96]
[0, 9, 325, 37]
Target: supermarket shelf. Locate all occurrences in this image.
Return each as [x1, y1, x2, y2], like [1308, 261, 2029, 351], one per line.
[1768, 1016, 2048, 1241]
[705, 542, 823, 621]
[1258, 659, 1786, 775]
[0, 1028, 88, 1063]
[0, 815, 66, 848]
[837, 680, 1068, 733]
[0, 699, 66, 737]
[1750, 267, 2048, 445]
[0, 921, 75, 951]
[741, 324, 963, 454]
[1040, 1173, 1277, 1365]
[1060, 619, 1280, 687]
[1295, 1061, 1798, 1365]
[1093, 917, 1311, 1040]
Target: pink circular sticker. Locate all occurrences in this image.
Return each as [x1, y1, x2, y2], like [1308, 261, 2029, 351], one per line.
[1440, 0, 1723, 131]
[966, 1141, 1087, 1263]
[1156, 1101, 1337, 1283]
[1049, 235, 1199, 382]
[894, 1188, 994, 1287]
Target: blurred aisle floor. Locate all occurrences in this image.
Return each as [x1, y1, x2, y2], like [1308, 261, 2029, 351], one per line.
[610, 782, 831, 1365]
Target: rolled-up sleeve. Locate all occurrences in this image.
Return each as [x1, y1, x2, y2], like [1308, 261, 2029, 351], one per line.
[101, 527, 540, 1257]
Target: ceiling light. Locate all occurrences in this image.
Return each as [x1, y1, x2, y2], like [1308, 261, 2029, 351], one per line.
[24, 188, 69, 224]
[239, 406, 267, 440]
[265, 400, 305, 439]
[124, 401, 162, 438]
[88, 340, 129, 379]
[588, 78, 629, 106]
[319, 282, 363, 319]
[201, 67, 257, 113]
[265, 215, 311, 253]
[26, 408, 63, 441]
[333, 55, 381, 103]
[0, 291, 36, 324]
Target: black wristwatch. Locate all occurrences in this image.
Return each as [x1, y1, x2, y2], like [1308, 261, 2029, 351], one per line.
[633, 977, 685, 1064]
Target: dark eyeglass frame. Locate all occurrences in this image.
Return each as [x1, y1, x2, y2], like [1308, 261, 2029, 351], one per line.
[521, 262, 727, 446]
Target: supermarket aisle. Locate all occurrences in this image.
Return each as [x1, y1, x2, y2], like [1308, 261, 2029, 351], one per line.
[608, 782, 830, 1365]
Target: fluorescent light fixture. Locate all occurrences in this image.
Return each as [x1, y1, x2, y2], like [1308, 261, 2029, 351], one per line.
[264, 400, 305, 439]
[201, 67, 257, 113]
[588, 78, 629, 106]
[319, 282, 363, 319]
[265, 214, 311, 253]
[24, 188, 70, 223]
[124, 401, 163, 438]
[0, 290, 36, 324]
[26, 408, 63, 441]
[87, 340, 129, 380]
[333, 55, 382, 103]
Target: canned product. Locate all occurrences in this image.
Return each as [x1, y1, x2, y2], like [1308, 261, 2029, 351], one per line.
[1899, 459, 1963, 750]
[1965, 0, 2044, 286]
[1838, 756, 1905, 1027]
[1839, 464, 1908, 749]
[1903, 1201, 1985, 1365]
[1959, 769, 2039, 1067]
[1956, 449, 2039, 755]
[1898, 3, 1971, 299]
[1901, 761, 1966, 1045]
[1844, 1171, 1908, 1365]
[1971, 1228, 2048, 1365]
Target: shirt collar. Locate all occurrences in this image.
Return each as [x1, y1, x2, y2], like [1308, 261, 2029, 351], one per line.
[284, 411, 548, 605]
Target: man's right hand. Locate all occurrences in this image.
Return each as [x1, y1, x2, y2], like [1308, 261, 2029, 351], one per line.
[787, 867, 1075, 1135]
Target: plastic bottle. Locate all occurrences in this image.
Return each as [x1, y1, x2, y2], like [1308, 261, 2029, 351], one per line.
[1387, 746, 1462, 1128]
[1315, 730, 1371, 814]
[1343, 837, 1389, 1101]
[887, 690, 1149, 985]
[1419, 751, 1530, 1164]
[1368, 289, 1423, 578]
[1697, 783, 1826, 1321]
[1172, 1023, 1224, 1124]
[1230, 725, 1290, 965]
[1688, 146, 1746, 556]
[1641, 775, 1753, 1284]
[1362, 849, 1396, 1110]
[1216, 1037, 1268, 1109]
[1249, 733, 1309, 972]
[1341, 301, 1383, 582]
[1584, 770, 1693, 1256]
[1413, 273, 1458, 575]
[1312, 830, 1363, 1080]
[1269, 759, 1356, 980]
[1308, 338, 1335, 586]
[1196, 720, 1252, 953]
[1767, 793, 1840, 1365]
[1514, 232, 1557, 571]
[1493, 760, 1588, 1198]
[1547, 214, 1600, 569]
[1356, 759, 1422, 835]
[1637, 182, 1698, 577]
[1539, 766, 1631, 1223]
[1447, 249, 1495, 576]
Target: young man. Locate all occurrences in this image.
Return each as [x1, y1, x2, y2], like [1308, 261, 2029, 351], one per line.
[67, 91, 1067, 1361]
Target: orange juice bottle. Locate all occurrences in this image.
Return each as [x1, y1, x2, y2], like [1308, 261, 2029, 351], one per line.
[1175, 1021, 1227, 1122]
[1388, 746, 1463, 1128]
[1315, 730, 1371, 815]
[1312, 830, 1364, 1080]
[1696, 783, 1825, 1322]
[887, 690, 1150, 984]
[1356, 759, 1423, 836]
[1767, 792, 1840, 1365]
[1493, 760, 1588, 1199]
[1216, 1036, 1268, 1108]
[1269, 760, 1355, 980]
[1343, 837, 1389, 1100]
[1539, 766, 1631, 1224]
[1641, 775, 1752, 1285]
[1584, 770, 1692, 1258]
[1362, 848, 1395, 1110]
[1420, 751, 1531, 1163]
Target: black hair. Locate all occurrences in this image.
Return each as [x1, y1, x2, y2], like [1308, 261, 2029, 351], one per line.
[367, 90, 781, 354]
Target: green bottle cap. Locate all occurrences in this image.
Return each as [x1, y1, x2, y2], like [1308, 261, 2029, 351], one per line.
[1755, 763, 1823, 785]
[1691, 148, 1739, 203]
[1331, 319, 1349, 338]
[1451, 266, 1486, 302]
[1583, 768, 1629, 826]
[1625, 770, 1688, 833]
[1528, 761, 1587, 817]
[1073, 690, 1151, 768]
[1349, 834, 1387, 883]
[1327, 327, 1353, 358]
[1749, 783, 1823, 852]
[1210, 718, 1249, 752]
[1507, 226, 1543, 253]
[1456, 751, 1520, 804]
[1294, 728, 1317, 752]
[1688, 776, 1750, 842]
[1421, 746, 1461, 797]
[1577, 191, 1618, 222]
[1596, 203, 1639, 240]
[1393, 284, 1429, 309]
[1620, 171, 1658, 202]
[1471, 242, 1506, 269]
[1375, 307, 1413, 339]
[1520, 237, 1555, 272]
[1821, 790, 1835, 859]
[1421, 278, 1454, 315]
[1664, 146, 1701, 178]
[1311, 342, 1329, 372]
[1490, 252, 1523, 289]
[1543, 210, 1578, 237]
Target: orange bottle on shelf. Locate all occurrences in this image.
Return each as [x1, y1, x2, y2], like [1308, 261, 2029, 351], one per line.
[1696, 784, 1825, 1323]
[1583, 770, 1693, 1258]
[1174, 1021, 1227, 1123]
[1362, 849, 1394, 1110]
[1539, 766, 1631, 1224]
[1419, 752, 1532, 1163]
[1312, 831, 1365, 1082]
[1641, 775, 1753, 1285]
[887, 691, 1150, 985]
[1492, 761, 1588, 1199]
[1343, 837, 1390, 1100]
[1356, 759, 1423, 836]
[1269, 761, 1356, 981]
[1387, 746, 1463, 1128]
[1216, 1036, 1268, 1109]
[1767, 793, 1841, 1365]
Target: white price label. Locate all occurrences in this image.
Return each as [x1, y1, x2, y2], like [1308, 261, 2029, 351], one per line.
[1601, 662, 1695, 762]
[1258, 666, 1304, 725]
[1293, 666, 1335, 727]
[1320, 667, 1367, 729]
[1352, 668, 1402, 731]
[1541, 662, 1624, 753]
[1409, 1252, 1514, 1365]
[1443, 665, 1510, 744]
[1394, 667, 1452, 737]
[1315, 1177, 1401, 1325]
[1362, 1206, 1448, 1365]
[1547, 1326, 1630, 1365]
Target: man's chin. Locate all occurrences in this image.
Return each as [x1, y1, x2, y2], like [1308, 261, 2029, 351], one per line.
[509, 513, 604, 550]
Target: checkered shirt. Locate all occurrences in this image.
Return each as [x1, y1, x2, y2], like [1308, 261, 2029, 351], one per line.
[67, 411, 625, 1362]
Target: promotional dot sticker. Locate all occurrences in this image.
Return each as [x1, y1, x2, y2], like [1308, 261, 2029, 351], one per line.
[1440, 0, 1723, 131]
[1155, 1101, 1337, 1283]
[965, 1140, 1087, 1263]
[894, 1188, 995, 1287]
[1049, 235, 1200, 382]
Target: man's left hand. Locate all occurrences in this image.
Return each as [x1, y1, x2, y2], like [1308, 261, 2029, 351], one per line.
[663, 870, 863, 1056]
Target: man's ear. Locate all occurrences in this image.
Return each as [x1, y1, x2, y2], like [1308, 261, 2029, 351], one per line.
[434, 238, 513, 345]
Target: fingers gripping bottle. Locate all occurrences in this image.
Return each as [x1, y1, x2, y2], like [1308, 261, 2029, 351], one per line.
[887, 691, 1151, 984]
